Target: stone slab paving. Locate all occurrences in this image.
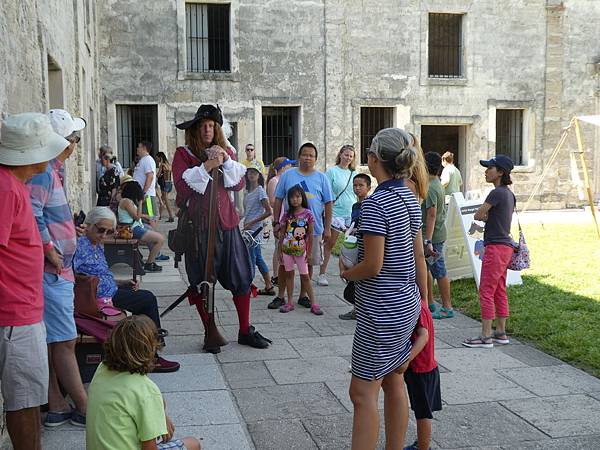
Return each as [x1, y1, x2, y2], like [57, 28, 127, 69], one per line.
[39, 223, 600, 449]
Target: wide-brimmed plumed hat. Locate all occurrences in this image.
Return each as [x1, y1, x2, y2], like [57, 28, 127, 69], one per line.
[176, 104, 223, 130]
[0, 113, 69, 166]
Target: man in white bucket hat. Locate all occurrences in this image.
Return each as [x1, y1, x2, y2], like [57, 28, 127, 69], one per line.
[0, 112, 68, 449]
[28, 109, 88, 428]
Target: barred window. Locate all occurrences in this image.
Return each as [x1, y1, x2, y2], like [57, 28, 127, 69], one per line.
[116, 105, 158, 168]
[360, 107, 394, 163]
[428, 13, 463, 78]
[496, 109, 523, 165]
[262, 107, 299, 165]
[186, 3, 230, 73]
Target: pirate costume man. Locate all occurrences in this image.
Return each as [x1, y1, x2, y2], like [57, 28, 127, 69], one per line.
[172, 104, 271, 350]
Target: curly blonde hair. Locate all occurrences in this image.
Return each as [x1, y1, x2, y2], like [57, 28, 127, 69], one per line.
[103, 315, 158, 375]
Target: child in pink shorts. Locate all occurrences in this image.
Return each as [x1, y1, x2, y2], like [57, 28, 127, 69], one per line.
[279, 186, 322, 315]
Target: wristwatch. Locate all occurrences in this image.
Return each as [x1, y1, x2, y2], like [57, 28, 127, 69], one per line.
[424, 239, 432, 245]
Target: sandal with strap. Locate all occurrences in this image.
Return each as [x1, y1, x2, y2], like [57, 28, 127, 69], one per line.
[431, 307, 455, 319]
[492, 331, 510, 345]
[258, 287, 276, 296]
[279, 303, 295, 313]
[462, 336, 493, 349]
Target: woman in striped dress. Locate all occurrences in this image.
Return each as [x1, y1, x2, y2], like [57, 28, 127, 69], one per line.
[340, 128, 428, 450]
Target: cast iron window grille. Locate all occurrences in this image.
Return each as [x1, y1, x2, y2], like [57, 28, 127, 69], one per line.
[262, 107, 298, 165]
[116, 105, 158, 168]
[496, 109, 523, 165]
[186, 3, 231, 73]
[428, 13, 463, 78]
[360, 107, 394, 164]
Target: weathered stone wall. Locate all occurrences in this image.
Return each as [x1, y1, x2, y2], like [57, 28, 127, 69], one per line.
[96, 0, 599, 208]
[0, 0, 101, 213]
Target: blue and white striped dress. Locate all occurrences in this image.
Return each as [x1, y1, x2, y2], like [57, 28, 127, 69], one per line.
[351, 179, 422, 380]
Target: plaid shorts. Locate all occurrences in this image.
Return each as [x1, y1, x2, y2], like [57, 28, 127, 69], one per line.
[157, 439, 185, 449]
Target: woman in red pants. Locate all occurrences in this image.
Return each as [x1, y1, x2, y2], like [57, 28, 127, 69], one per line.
[463, 155, 516, 349]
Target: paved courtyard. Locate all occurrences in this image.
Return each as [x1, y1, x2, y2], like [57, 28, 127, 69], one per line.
[40, 216, 600, 450]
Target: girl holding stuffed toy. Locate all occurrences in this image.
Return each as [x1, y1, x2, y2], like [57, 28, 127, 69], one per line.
[278, 186, 322, 315]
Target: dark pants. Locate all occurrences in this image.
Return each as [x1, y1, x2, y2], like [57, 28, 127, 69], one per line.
[185, 227, 253, 296]
[112, 288, 161, 329]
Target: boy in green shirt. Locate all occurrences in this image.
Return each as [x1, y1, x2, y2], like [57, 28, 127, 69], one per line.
[86, 316, 201, 450]
[422, 152, 454, 319]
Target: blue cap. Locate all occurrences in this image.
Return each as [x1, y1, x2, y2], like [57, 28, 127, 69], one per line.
[275, 158, 296, 171]
[480, 155, 514, 174]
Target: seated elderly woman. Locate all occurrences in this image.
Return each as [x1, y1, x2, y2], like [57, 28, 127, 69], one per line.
[73, 207, 179, 373]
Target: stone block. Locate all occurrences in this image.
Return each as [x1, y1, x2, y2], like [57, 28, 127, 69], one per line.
[160, 319, 204, 336]
[447, 312, 484, 328]
[176, 424, 253, 450]
[150, 354, 225, 392]
[268, 306, 351, 323]
[159, 304, 197, 321]
[216, 340, 300, 364]
[265, 356, 351, 384]
[433, 403, 546, 448]
[497, 365, 600, 397]
[501, 395, 600, 438]
[221, 361, 277, 389]
[501, 435, 600, 449]
[496, 345, 563, 367]
[435, 327, 486, 348]
[288, 335, 354, 358]
[163, 391, 240, 426]
[304, 317, 357, 336]
[440, 370, 535, 405]
[325, 380, 386, 413]
[436, 348, 527, 373]
[42, 429, 85, 450]
[163, 334, 205, 355]
[232, 383, 346, 422]
[247, 419, 319, 450]
[434, 337, 452, 349]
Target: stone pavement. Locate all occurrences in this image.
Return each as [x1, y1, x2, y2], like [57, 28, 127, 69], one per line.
[40, 218, 600, 450]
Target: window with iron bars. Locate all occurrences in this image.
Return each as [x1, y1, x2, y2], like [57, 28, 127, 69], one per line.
[262, 107, 299, 165]
[360, 107, 394, 164]
[116, 105, 158, 168]
[428, 13, 463, 78]
[186, 3, 230, 73]
[496, 109, 523, 165]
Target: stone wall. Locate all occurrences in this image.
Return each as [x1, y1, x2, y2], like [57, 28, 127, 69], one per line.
[96, 0, 599, 208]
[0, 0, 101, 213]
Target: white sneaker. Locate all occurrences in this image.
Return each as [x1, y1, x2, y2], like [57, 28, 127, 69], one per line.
[317, 274, 329, 286]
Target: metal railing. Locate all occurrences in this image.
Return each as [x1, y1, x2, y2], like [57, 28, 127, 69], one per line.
[428, 13, 463, 78]
[186, 3, 230, 73]
[360, 107, 394, 163]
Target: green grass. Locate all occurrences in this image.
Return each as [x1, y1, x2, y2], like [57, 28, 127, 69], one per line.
[450, 223, 600, 376]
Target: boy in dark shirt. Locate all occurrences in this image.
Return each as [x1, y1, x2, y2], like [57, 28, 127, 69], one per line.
[338, 174, 371, 320]
[403, 300, 442, 450]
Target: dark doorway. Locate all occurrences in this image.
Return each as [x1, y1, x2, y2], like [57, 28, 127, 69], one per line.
[116, 105, 159, 169]
[420, 125, 461, 169]
[262, 107, 299, 165]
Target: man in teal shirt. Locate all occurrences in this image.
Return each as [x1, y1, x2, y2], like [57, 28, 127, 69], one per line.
[422, 152, 454, 319]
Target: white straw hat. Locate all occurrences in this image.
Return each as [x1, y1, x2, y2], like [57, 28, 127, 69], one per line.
[47, 109, 86, 137]
[0, 113, 70, 166]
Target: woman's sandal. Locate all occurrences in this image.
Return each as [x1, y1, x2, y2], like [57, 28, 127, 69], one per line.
[492, 331, 510, 345]
[462, 336, 494, 348]
[258, 287, 276, 296]
[431, 307, 455, 319]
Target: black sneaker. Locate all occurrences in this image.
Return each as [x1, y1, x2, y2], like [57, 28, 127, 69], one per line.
[144, 262, 163, 272]
[238, 326, 272, 349]
[298, 296, 311, 308]
[268, 296, 285, 309]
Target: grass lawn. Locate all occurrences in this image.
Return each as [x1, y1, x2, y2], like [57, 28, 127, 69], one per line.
[450, 222, 600, 377]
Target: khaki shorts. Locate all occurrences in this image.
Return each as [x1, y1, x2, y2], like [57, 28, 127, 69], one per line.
[0, 321, 49, 410]
[310, 234, 324, 267]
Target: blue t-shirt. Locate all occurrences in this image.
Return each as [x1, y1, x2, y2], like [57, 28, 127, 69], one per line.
[326, 166, 357, 218]
[275, 168, 334, 236]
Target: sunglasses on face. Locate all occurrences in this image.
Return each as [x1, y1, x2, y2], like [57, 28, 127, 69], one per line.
[246, 148, 255, 152]
[94, 225, 114, 235]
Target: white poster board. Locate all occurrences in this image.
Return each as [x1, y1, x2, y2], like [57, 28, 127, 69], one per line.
[445, 193, 522, 288]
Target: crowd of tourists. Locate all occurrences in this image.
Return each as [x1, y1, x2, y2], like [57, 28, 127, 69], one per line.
[0, 103, 517, 450]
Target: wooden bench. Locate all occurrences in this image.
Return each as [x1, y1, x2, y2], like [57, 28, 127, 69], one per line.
[102, 237, 143, 278]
